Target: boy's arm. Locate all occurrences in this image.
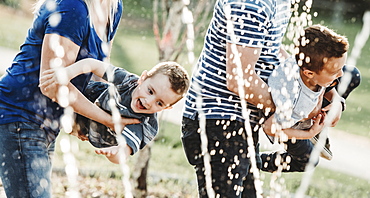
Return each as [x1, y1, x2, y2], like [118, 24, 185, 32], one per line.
[263, 114, 324, 139]
[322, 88, 344, 127]
[39, 58, 113, 90]
[64, 58, 112, 80]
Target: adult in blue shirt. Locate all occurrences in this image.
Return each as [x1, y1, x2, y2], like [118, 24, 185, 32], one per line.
[0, 0, 138, 197]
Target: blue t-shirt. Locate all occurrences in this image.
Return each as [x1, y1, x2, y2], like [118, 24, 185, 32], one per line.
[0, 0, 123, 140]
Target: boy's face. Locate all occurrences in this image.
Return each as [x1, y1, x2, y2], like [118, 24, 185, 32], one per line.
[311, 53, 347, 88]
[131, 72, 182, 114]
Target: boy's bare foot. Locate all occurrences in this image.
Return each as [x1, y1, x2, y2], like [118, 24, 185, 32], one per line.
[95, 146, 120, 164]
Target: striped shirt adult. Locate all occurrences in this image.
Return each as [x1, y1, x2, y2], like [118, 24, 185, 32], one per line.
[183, 0, 291, 126]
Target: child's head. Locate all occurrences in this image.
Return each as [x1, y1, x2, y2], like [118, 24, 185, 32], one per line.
[131, 62, 189, 114]
[296, 24, 349, 87]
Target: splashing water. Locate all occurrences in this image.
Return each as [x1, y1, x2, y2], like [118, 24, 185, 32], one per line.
[105, 72, 134, 198]
[295, 10, 370, 198]
[48, 0, 134, 196]
[267, 0, 316, 197]
[50, 0, 369, 197]
[60, 136, 80, 197]
[48, 9, 82, 195]
[182, 0, 216, 196]
[224, 4, 264, 197]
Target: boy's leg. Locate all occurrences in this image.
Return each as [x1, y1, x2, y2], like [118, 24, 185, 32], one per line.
[336, 65, 361, 100]
[182, 117, 250, 198]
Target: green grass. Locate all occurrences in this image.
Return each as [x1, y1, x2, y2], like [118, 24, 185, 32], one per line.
[261, 168, 370, 197]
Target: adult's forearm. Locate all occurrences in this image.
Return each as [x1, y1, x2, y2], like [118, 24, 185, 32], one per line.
[67, 83, 114, 129]
[227, 72, 275, 111]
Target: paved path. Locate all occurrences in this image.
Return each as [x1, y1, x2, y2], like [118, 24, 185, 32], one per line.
[1, 46, 370, 182]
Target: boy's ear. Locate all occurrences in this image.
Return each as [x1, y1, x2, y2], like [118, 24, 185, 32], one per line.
[138, 70, 148, 84]
[302, 69, 315, 79]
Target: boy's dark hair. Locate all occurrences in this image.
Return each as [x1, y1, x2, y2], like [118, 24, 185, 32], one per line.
[147, 62, 190, 104]
[296, 24, 349, 73]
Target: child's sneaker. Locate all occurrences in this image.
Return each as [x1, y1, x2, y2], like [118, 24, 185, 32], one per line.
[310, 133, 333, 160]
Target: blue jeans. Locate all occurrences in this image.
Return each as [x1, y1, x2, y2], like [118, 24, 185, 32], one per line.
[0, 122, 55, 198]
[182, 117, 261, 198]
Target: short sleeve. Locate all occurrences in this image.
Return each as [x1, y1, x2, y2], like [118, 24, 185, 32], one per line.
[44, 0, 89, 46]
[122, 116, 158, 154]
[102, 66, 132, 85]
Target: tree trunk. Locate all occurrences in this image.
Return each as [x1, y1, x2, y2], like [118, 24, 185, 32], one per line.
[132, 145, 151, 198]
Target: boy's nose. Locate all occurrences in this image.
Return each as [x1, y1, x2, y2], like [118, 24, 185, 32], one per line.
[146, 96, 155, 107]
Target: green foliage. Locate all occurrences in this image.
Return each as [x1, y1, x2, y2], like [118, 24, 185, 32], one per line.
[0, 0, 20, 8]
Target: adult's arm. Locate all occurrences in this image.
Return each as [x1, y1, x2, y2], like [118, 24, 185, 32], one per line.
[226, 43, 275, 111]
[263, 113, 324, 139]
[39, 34, 139, 130]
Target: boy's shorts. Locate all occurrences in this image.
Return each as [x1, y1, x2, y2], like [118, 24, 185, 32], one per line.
[75, 114, 118, 148]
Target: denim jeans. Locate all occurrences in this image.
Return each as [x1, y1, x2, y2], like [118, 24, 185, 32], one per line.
[260, 139, 316, 172]
[182, 117, 261, 198]
[0, 122, 55, 198]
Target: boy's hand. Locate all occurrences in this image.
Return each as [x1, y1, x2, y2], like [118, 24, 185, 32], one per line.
[95, 146, 120, 157]
[308, 113, 325, 137]
[321, 103, 342, 127]
[39, 68, 69, 100]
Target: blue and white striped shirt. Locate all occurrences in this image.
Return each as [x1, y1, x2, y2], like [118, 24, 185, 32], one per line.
[183, 0, 291, 124]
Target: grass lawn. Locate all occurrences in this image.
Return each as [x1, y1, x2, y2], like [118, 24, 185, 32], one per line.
[0, 3, 369, 197]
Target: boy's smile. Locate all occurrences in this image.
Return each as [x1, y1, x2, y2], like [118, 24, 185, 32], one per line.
[131, 72, 181, 114]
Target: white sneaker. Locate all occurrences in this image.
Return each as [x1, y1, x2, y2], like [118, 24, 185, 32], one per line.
[310, 134, 333, 160]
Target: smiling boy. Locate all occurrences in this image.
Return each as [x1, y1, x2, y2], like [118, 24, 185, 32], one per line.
[259, 24, 362, 174]
[40, 59, 189, 163]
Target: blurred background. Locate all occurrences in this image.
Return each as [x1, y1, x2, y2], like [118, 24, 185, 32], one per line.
[0, 0, 369, 197]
